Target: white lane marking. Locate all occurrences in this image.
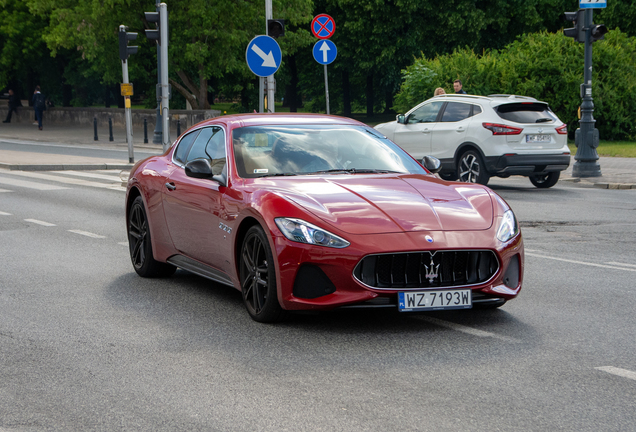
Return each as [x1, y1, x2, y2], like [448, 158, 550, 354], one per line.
[68, 230, 106, 239]
[53, 170, 123, 182]
[0, 175, 69, 191]
[0, 188, 12, 193]
[24, 219, 56, 227]
[605, 262, 636, 269]
[118, 242, 128, 246]
[595, 366, 636, 381]
[4, 171, 125, 191]
[416, 316, 521, 343]
[0, 210, 12, 215]
[526, 252, 636, 272]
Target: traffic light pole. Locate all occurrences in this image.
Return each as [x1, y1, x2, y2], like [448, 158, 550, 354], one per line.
[159, 2, 170, 151]
[572, 9, 601, 178]
[264, 0, 275, 113]
[153, 0, 163, 145]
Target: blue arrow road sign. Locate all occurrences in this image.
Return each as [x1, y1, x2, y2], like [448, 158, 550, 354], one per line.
[313, 40, 337, 65]
[246, 35, 282, 77]
[580, 0, 606, 8]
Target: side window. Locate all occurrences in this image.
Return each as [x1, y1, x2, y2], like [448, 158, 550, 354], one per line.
[441, 102, 472, 122]
[408, 101, 444, 124]
[472, 104, 482, 116]
[186, 126, 226, 175]
[174, 130, 199, 165]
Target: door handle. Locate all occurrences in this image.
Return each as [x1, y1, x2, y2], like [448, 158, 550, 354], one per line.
[165, 182, 176, 191]
[456, 127, 465, 132]
[422, 128, 430, 133]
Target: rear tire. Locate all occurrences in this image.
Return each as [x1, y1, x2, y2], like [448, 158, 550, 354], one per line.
[529, 172, 560, 188]
[239, 226, 285, 323]
[128, 196, 176, 278]
[458, 150, 490, 185]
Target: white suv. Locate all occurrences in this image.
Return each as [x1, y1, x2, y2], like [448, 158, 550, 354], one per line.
[374, 94, 571, 188]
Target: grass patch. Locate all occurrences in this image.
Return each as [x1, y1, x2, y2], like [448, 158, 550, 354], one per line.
[568, 141, 636, 158]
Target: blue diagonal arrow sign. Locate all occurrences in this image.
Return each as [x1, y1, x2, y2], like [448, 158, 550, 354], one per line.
[246, 35, 282, 77]
[313, 40, 337, 65]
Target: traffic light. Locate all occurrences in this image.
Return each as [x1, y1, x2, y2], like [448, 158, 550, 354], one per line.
[118, 26, 138, 61]
[268, 19, 285, 38]
[144, 7, 168, 45]
[563, 10, 585, 43]
[590, 23, 608, 42]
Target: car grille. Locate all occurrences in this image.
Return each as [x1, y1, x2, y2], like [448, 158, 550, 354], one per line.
[353, 250, 499, 290]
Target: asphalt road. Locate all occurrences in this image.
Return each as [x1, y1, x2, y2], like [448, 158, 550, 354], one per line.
[0, 169, 635, 431]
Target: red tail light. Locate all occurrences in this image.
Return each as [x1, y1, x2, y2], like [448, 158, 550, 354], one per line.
[556, 124, 568, 135]
[482, 123, 522, 135]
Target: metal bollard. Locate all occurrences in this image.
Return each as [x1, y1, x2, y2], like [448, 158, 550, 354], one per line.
[109, 117, 114, 142]
[177, 119, 181, 137]
[94, 117, 98, 141]
[143, 118, 148, 144]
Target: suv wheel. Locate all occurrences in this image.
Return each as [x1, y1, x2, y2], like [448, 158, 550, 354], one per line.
[458, 150, 490, 185]
[529, 172, 560, 188]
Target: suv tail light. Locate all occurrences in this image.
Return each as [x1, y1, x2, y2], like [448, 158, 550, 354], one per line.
[556, 124, 568, 135]
[482, 122, 522, 135]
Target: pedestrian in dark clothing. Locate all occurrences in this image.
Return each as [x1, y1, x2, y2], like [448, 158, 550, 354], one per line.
[32, 86, 46, 130]
[454, 79, 467, 94]
[3, 89, 20, 123]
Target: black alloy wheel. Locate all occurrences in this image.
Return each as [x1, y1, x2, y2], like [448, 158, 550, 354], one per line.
[458, 150, 490, 185]
[529, 171, 560, 189]
[239, 226, 285, 323]
[128, 196, 176, 277]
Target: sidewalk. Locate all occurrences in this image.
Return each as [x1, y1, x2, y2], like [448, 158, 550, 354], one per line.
[0, 121, 164, 171]
[1, 121, 635, 189]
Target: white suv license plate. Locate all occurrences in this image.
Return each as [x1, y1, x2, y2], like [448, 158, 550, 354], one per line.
[526, 134, 551, 143]
[398, 289, 472, 312]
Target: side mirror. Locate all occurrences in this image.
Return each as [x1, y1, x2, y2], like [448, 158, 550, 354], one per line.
[396, 114, 406, 124]
[185, 159, 227, 186]
[422, 156, 442, 174]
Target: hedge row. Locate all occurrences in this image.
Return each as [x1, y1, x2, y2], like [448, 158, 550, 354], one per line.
[394, 30, 636, 141]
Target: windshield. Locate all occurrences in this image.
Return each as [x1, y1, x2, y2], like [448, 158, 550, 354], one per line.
[233, 125, 426, 178]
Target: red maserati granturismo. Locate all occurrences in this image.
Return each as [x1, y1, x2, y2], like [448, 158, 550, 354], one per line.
[126, 113, 523, 322]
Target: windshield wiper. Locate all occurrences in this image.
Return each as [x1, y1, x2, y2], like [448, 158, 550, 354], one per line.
[535, 118, 553, 123]
[312, 168, 401, 174]
[266, 172, 297, 177]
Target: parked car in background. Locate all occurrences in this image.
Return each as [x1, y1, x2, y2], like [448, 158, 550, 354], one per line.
[374, 94, 571, 188]
[126, 113, 524, 323]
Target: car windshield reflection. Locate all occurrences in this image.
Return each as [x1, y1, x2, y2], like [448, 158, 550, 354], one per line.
[233, 125, 426, 178]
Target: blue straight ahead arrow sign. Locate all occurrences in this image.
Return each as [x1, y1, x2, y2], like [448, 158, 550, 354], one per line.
[313, 40, 337, 65]
[246, 35, 282, 77]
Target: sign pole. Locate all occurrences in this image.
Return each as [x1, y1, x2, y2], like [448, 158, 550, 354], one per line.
[120, 26, 134, 164]
[324, 65, 330, 115]
[265, 0, 275, 113]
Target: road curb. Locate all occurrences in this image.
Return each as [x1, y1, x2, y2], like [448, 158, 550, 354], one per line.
[0, 163, 134, 171]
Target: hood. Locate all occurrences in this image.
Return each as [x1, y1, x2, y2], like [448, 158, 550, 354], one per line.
[263, 175, 494, 234]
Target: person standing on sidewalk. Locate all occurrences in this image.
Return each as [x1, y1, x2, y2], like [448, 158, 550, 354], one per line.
[453, 79, 467, 94]
[32, 86, 46, 130]
[3, 89, 21, 123]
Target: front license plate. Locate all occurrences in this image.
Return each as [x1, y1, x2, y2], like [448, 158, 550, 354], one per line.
[398, 289, 472, 312]
[526, 134, 551, 143]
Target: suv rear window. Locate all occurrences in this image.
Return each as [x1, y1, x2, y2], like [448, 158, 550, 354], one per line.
[496, 103, 557, 124]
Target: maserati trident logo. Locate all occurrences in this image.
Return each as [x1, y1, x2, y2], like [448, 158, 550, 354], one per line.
[423, 252, 440, 283]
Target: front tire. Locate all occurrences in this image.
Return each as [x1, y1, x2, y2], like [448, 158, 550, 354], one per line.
[128, 196, 176, 277]
[458, 150, 490, 185]
[239, 226, 285, 323]
[529, 172, 560, 188]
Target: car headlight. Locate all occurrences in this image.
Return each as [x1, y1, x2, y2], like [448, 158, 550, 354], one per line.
[275, 218, 350, 248]
[497, 210, 519, 242]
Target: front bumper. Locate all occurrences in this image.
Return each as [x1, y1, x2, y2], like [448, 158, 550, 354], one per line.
[273, 229, 524, 311]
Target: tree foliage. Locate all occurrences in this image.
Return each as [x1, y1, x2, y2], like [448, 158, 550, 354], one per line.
[394, 30, 636, 140]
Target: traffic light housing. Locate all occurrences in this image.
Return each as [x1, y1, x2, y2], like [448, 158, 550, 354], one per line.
[563, 10, 585, 43]
[590, 23, 608, 42]
[118, 27, 138, 61]
[144, 8, 168, 45]
[268, 19, 285, 38]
